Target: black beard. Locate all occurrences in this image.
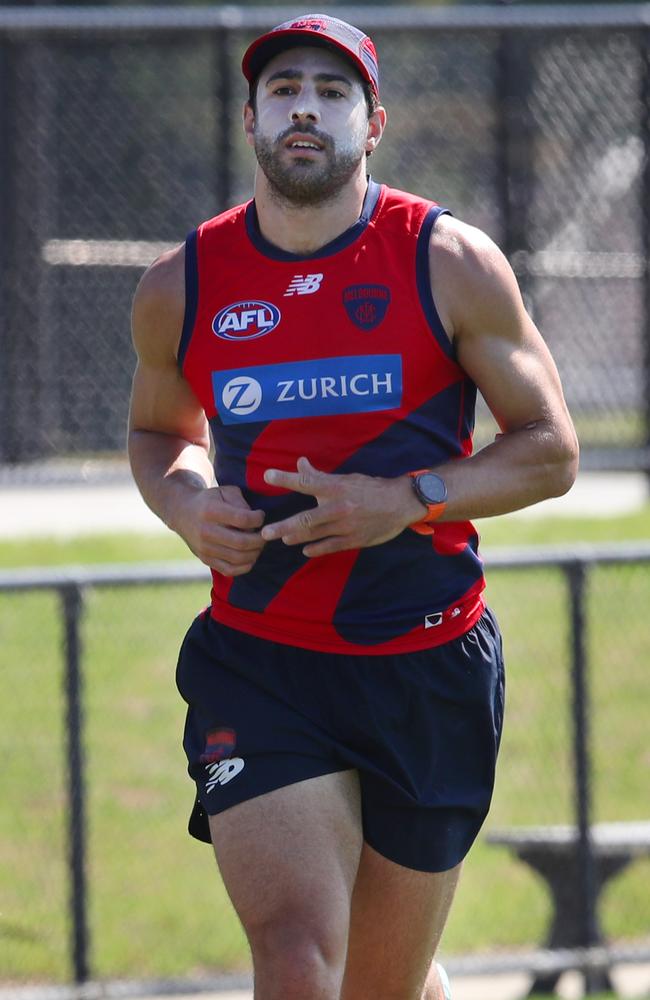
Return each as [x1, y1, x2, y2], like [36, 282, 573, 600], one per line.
[254, 126, 365, 207]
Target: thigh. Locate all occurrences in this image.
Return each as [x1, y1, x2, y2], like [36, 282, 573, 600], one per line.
[358, 608, 505, 873]
[177, 615, 356, 843]
[341, 843, 461, 1000]
[210, 769, 363, 948]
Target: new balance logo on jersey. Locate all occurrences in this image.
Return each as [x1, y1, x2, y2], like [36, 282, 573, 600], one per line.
[205, 757, 245, 792]
[213, 355, 403, 425]
[284, 273, 324, 296]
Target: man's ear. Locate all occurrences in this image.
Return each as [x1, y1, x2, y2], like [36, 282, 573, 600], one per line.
[243, 101, 256, 147]
[366, 105, 387, 154]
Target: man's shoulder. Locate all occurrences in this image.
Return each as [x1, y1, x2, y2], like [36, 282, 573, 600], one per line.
[428, 213, 527, 344]
[374, 184, 448, 242]
[197, 200, 250, 239]
[429, 214, 507, 284]
[380, 182, 435, 208]
[131, 244, 186, 362]
[135, 243, 185, 311]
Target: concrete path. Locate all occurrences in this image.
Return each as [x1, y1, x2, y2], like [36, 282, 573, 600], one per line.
[140, 962, 650, 1000]
[0, 471, 647, 539]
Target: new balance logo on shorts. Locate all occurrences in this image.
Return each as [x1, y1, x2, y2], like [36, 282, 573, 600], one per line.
[205, 757, 245, 792]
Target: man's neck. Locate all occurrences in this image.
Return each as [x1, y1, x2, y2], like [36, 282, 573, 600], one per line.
[252, 170, 369, 255]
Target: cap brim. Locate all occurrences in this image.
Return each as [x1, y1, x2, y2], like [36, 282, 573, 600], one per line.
[242, 28, 376, 96]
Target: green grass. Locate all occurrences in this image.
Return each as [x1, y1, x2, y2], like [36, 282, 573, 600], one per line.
[0, 530, 189, 569]
[535, 995, 629, 1000]
[479, 503, 650, 549]
[1, 506, 649, 984]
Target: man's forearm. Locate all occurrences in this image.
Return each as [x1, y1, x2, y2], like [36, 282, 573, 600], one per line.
[432, 419, 579, 522]
[128, 429, 214, 533]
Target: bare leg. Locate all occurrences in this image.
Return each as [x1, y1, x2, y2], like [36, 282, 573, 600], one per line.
[209, 770, 363, 1000]
[422, 961, 452, 1000]
[341, 842, 461, 1000]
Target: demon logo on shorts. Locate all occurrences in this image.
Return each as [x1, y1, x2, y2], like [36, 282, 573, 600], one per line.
[199, 726, 237, 764]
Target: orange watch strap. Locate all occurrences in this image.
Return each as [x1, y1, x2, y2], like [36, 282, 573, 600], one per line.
[407, 469, 447, 534]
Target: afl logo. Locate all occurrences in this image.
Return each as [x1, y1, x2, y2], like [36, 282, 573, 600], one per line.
[221, 376, 263, 417]
[213, 300, 280, 341]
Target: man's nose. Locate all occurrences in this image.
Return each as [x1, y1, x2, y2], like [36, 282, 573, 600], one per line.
[290, 100, 320, 125]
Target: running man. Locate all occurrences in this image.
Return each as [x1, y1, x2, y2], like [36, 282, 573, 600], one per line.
[128, 14, 579, 1000]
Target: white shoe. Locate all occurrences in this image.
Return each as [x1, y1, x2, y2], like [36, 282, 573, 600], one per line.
[436, 962, 452, 1000]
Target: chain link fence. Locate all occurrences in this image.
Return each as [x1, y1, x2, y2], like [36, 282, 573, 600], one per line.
[1, 549, 649, 989]
[1, 5, 650, 475]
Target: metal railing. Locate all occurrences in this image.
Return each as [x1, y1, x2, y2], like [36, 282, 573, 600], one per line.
[2, 543, 650, 988]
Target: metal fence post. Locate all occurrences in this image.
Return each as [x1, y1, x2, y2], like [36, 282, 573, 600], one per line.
[641, 28, 650, 475]
[60, 583, 90, 984]
[0, 36, 19, 462]
[566, 559, 601, 994]
[214, 27, 234, 213]
[0, 37, 57, 462]
[495, 27, 534, 307]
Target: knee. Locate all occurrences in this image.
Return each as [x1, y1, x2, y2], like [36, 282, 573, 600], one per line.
[248, 916, 345, 1000]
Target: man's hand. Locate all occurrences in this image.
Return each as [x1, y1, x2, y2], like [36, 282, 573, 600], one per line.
[261, 457, 422, 557]
[176, 483, 265, 576]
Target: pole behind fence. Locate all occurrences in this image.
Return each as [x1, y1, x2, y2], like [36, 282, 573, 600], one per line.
[60, 584, 90, 984]
[566, 560, 602, 995]
[641, 28, 650, 475]
[214, 27, 234, 213]
[495, 28, 534, 303]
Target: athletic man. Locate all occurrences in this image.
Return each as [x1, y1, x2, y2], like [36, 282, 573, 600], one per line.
[128, 14, 579, 1000]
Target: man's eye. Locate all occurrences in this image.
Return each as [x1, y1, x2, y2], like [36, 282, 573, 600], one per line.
[322, 89, 344, 99]
[272, 85, 295, 96]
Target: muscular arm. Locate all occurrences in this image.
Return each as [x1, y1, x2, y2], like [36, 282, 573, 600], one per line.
[128, 246, 265, 574]
[426, 214, 579, 519]
[260, 216, 578, 556]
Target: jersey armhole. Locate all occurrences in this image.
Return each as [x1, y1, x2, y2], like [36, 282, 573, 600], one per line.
[415, 206, 455, 360]
[177, 228, 198, 372]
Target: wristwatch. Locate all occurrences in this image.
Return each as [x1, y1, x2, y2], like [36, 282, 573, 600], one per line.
[407, 470, 448, 535]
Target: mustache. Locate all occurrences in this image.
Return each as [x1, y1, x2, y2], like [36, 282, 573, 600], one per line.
[277, 124, 332, 148]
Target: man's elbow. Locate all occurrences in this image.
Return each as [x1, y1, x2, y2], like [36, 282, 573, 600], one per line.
[546, 430, 580, 498]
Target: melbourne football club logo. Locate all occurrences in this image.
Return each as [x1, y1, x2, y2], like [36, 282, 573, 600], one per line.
[221, 375, 263, 417]
[199, 727, 237, 764]
[212, 300, 280, 341]
[343, 285, 391, 330]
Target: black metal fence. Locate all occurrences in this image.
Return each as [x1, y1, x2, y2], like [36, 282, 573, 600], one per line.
[1, 545, 649, 992]
[1, 4, 650, 473]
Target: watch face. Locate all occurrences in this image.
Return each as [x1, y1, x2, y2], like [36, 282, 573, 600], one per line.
[417, 473, 448, 505]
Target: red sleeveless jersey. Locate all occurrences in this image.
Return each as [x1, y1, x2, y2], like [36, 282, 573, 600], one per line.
[179, 180, 485, 654]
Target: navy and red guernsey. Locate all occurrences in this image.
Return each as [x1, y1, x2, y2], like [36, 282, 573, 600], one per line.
[179, 179, 485, 654]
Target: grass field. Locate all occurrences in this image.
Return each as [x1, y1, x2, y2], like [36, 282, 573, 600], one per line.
[529, 995, 619, 1000]
[1, 503, 649, 985]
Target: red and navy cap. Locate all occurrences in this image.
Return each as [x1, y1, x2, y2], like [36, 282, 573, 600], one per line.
[242, 13, 380, 100]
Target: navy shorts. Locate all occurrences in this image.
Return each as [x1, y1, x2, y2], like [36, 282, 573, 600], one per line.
[176, 608, 505, 873]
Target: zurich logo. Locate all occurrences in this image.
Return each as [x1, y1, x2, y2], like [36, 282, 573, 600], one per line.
[213, 355, 402, 425]
[221, 376, 263, 417]
[213, 300, 280, 341]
